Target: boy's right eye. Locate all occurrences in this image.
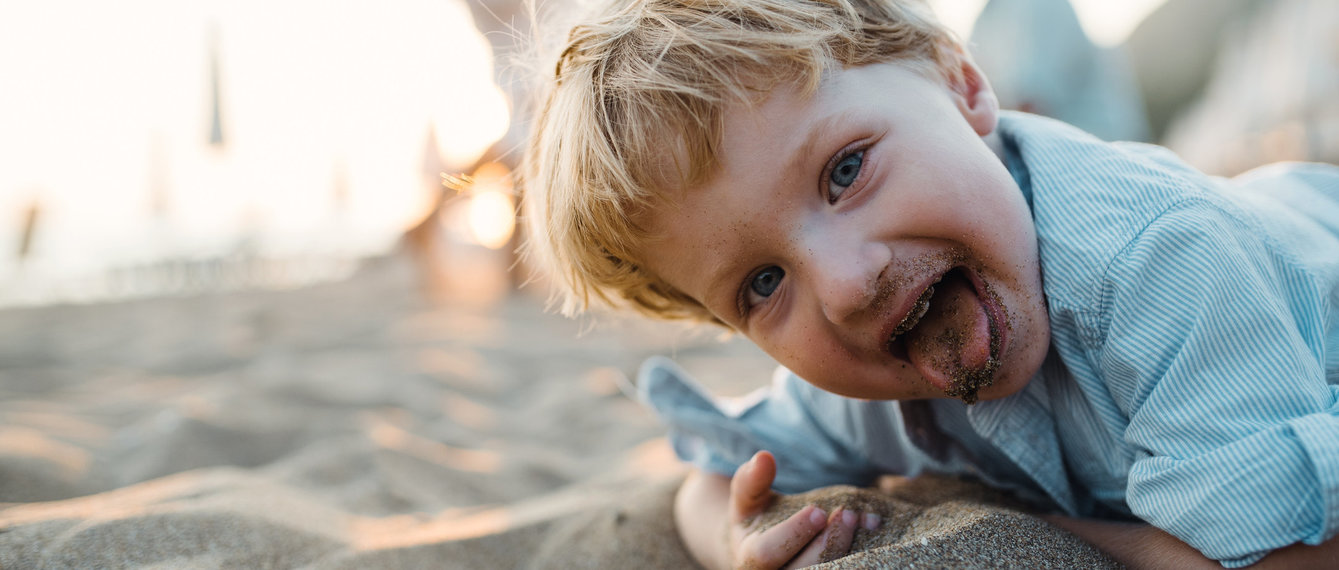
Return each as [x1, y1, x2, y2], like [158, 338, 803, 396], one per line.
[742, 266, 785, 311]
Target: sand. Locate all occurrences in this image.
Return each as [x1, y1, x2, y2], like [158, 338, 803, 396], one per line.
[0, 253, 1120, 568]
[756, 477, 1119, 569]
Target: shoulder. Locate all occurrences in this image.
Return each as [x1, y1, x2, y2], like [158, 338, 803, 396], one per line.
[999, 113, 1274, 316]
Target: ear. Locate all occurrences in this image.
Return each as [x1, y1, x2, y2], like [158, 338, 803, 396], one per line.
[946, 49, 999, 137]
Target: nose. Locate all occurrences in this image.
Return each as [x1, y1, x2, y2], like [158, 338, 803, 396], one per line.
[807, 239, 889, 324]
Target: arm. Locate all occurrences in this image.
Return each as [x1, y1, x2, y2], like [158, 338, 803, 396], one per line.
[1070, 202, 1339, 565]
[674, 451, 867, 570]
[639, 357, 926, 495]
[1042, 516, 1219, 569]
[636, 358, 923, 566]
[1044, 516, 1339, 569]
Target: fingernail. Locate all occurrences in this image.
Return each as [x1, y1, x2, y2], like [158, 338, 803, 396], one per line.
[862, 513, 881, 530]
[826, 506, 843, 524]
[809, 507, 827, 525]
[841, 510, 857, 527]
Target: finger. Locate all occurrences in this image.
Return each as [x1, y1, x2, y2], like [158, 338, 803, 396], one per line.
[730, 451, 778, 523]
[861, 512, 882, 532]
[783, 507, 859, 569]
[736, 504, 829, 569]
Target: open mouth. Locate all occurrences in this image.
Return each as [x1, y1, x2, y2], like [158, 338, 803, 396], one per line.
[884, 266, 1002, 404]
[885, 276, 940, 360]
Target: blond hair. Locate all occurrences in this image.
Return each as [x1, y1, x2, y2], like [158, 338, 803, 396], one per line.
[521, 0, 961, 325]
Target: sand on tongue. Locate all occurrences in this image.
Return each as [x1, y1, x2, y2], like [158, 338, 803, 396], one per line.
[905, 271, 995, 402]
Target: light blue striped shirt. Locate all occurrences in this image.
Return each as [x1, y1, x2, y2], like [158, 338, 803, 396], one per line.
[640, 112, 1339, 567]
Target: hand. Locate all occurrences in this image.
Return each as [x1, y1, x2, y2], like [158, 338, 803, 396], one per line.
[724, 451, 876, 569]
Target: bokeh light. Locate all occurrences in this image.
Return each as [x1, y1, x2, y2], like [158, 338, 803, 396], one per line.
[460, 162, 517, 250]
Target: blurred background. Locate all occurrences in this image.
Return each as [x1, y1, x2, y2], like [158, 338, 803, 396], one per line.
[2, 0, 1335, 309]
[1, 1, 1337, 566]
[0, 0, 517, 307]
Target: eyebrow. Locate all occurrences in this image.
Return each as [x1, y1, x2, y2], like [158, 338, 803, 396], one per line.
[790, 112, 845, 177]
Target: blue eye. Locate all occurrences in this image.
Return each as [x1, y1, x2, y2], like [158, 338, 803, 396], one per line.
[828, 151, 863, 201]
[747, 266, 785, 303]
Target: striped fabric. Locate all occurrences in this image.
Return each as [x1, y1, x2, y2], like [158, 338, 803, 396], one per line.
[640, 111, 1339, 567]
[1004, 112, 1339, 566]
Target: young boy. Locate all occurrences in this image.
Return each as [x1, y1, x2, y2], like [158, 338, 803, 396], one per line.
[521, 0, 1339, 567]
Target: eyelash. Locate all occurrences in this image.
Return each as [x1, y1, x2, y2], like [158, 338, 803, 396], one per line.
[822, 142, 870, 203]
[738, 266, 777, 318]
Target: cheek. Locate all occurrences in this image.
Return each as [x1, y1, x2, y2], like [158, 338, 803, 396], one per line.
[760, 325, 819, 368]
[760, 324, 852, 386]
[947, 180, 1035, 261]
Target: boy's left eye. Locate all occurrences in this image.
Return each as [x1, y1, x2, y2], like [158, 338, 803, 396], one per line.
[827, 150, 864, 202]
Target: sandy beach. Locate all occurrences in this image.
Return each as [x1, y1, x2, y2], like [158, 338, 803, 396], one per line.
[0, 253, 1118, 568]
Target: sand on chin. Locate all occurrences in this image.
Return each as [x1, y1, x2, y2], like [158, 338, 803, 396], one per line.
[0, 254, 1120, 568]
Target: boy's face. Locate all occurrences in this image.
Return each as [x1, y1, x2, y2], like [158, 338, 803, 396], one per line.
[640, 60, 1050, 403]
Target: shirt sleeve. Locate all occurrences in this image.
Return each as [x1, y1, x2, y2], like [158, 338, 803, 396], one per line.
[1092, 198, 1339, 567]
[636, 356, 934, 494]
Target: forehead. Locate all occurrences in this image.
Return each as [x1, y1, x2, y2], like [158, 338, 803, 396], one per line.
[666, 61, 943, 192]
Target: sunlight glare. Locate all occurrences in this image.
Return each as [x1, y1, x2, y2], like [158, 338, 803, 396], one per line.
[467, 191, 516, 250]
[462, 163, 516, 250]
[0, 0, 511, 301]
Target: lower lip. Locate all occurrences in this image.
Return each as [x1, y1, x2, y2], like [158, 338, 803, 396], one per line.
[970, 273, 1008, 362]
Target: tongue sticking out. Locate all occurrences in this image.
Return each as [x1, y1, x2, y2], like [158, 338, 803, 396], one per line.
[903, 270, 999, 404]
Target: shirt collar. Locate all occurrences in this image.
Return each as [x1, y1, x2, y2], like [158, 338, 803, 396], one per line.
[997, 112, 1035, 209]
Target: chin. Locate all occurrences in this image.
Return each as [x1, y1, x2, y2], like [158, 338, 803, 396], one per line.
[978, 342, 1050, 402]
[974, 373, 1030, 401]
